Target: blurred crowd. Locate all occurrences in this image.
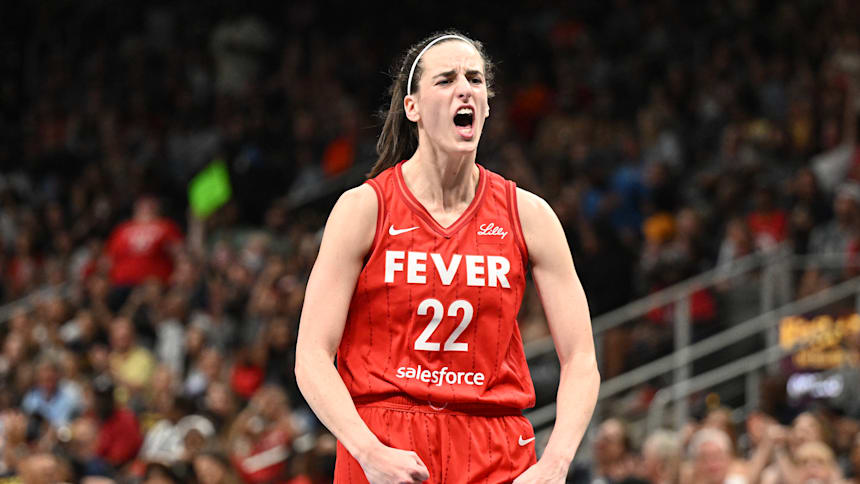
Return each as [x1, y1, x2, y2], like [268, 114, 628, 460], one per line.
[579, 405, 860, 484]
[1, 0, 860, 482]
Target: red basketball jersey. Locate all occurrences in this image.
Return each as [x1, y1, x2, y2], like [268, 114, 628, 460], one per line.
[337, 161, 535, 410]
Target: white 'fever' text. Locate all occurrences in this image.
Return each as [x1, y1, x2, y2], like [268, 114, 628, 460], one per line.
[384, 251, 510, 288]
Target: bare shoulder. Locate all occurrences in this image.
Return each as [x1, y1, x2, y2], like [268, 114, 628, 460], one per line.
[515, 187, 554, 221]
[514, 187, 571, 266]
[334, 183, 378, 216]
[323, 184, 379, 257]
[515, 187, 560, 238]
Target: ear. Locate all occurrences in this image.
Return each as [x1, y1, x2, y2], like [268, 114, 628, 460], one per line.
[484, 99, 490, 118]
[404, 94, 420, 123]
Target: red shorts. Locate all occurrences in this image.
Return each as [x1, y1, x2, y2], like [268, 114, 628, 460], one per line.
[335, 395, 537, 484]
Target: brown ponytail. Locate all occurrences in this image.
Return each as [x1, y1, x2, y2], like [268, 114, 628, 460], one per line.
[368, 30, 495, 178]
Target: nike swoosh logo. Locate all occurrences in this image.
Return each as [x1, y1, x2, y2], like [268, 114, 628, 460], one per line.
[518, 436, 535, 446]
[389, 225, 419, 236]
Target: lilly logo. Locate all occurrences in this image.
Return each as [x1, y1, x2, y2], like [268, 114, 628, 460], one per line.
[477, 223, 507, 239]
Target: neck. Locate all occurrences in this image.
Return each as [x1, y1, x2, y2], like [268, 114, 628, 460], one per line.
[404, 144, 479, 212]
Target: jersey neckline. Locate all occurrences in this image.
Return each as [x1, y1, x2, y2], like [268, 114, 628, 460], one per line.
[394, 160, 487, 238]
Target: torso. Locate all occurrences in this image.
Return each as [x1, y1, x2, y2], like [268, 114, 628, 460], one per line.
[337, 161, 535, 410]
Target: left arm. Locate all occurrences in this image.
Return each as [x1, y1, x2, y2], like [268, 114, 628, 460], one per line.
[513, 188, 600, 484]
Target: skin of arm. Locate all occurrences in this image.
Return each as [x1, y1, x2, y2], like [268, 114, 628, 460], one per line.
[294, 185, 429, 484]
[513, 188, 601, 483]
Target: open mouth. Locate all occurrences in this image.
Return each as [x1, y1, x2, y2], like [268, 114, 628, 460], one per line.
[453, 107, 475, 139]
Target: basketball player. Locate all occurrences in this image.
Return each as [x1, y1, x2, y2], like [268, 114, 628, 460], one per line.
[296, 31, 600, 483]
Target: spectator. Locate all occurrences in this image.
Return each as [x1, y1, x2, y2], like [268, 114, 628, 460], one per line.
[228, 386, 295, 484]
[682, 428, 748, 484]
[639, 430, 681, 484]
[65, 416, 113, 480]
[192, 450, 241, 484]
[108, 316, 156, 404]
[793, 441, 844, 484]
[16, 453, 62, 484]
[92, 377, 143, 470]
[104, 196, 183, 291]
[21, 356, 83, 427]
[592, 418, 637, 483]
[809, 182, 860, 258]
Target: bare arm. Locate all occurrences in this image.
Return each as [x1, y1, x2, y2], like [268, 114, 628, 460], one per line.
[513, 188, 601, 483]
[295, 185, 428, 484]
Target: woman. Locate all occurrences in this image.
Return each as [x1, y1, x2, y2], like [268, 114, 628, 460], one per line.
[296, 30, 599, 483]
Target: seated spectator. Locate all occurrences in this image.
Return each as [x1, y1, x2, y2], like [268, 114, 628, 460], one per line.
[229, 386, 295, 484]
[787, 168, 832, 255]
[66, 416, 113, 480]
[21, 356, 83, 427]
[108, 316, 155, 404]
[184, 347, 223, 401]
[93, 376, 143, 470]
[592, 418, 637, 483]
[809, 182, 860, 259]
[193, 449, 240, 484]
[747, 185, 787, 251]
[16, 453, 62, 484]
[794, 441, 845, 484]
[140, 393, 216, 466]
[682, 427, 748, 484]
[639, 430, 681, 484]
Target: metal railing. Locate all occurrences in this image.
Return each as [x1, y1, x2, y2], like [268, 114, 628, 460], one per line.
[525, 251, 859, 455]
[524, 246, 790, 427]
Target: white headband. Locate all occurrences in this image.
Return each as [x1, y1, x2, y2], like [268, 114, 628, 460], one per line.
[406, 34, 472, 96]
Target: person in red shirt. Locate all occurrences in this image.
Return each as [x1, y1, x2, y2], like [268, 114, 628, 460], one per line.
[105, 196, 183, 288]
[747, 186, 787, 251]
[92, 376, 143, 470]
[296, 30, 599, 484]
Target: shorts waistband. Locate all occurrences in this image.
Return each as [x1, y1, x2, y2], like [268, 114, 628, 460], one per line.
[353, 394, 523, 416]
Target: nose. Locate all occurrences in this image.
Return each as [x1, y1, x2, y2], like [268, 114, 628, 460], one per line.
[454, 74, 471, 99]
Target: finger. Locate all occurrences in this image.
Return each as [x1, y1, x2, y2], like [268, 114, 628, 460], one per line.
[409, 467, 430, 482]
[410, 457, 430, 481]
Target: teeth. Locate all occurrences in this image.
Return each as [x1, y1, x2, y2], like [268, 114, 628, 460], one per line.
[457, 108, 473, 114]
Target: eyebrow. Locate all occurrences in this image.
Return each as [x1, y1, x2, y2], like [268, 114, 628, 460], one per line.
[432, 69, 484, 79]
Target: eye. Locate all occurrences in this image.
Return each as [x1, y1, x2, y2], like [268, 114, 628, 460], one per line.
[470, 77, 483, 84]
[436, 79, 451, 85]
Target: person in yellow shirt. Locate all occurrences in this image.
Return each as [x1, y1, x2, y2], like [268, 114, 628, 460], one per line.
[108, 317, 155, 404]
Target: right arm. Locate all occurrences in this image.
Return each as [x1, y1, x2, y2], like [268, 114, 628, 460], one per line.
[295, 185, 429, 484]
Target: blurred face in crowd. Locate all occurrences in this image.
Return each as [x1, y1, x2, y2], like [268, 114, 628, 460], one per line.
[693, 439, 731, 484]
[134, 197, 160, 221]
[3, 332, 26, 364]
[193, 453, 228, 484]
[792, 413, 825, 449]
[405, 40, 490, 156]
[746, 410, 776, 447]
[199, 348, 222, 380]
[834, 190, 859, 224]
[70, 417, 100, 458]
[795, 442, 838, 483]
[641, 433, 679, 484]
[594, 418, 627, 464]
[18, 453, 59, 484]
[110, 318, 134, 353]
[205, 381, 235, 418]
[35, 361, 59, 395]
[268, 317, 291, 349]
